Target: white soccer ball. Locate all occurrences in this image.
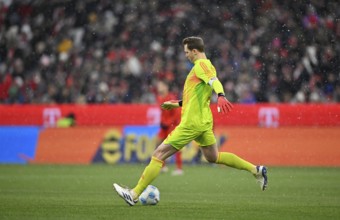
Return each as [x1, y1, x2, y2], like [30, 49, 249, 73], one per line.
[139, 185, 160, 205]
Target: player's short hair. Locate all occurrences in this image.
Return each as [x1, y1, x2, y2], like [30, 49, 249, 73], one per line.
[182, 36, 205, 52]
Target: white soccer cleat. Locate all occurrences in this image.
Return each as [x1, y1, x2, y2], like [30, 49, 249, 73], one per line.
[113, 183, 138, 206]
[254, 166, 268, 191]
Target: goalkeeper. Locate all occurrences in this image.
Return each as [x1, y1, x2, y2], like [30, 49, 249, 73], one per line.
[114, 36, 268, 206]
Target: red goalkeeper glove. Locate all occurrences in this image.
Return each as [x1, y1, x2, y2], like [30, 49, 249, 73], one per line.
[217, 94, 233, 114]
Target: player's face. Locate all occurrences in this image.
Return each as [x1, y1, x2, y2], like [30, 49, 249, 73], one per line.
[184, 44, 196, 63]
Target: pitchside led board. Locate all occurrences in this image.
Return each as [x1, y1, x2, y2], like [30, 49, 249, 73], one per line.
[1, 104, 340, 165]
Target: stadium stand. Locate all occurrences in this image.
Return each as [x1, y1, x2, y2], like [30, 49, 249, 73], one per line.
[0, 0, 339, 104]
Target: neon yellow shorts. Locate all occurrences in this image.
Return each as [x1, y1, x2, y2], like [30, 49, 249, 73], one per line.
[163, 125, 216, 150]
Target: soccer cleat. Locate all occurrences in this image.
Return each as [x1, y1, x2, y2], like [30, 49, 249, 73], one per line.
[113, 183, 138, 206]
[254, 166, 268, 191]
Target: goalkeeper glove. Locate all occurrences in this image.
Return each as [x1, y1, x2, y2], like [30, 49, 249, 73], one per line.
[161, 100, 182, 110]
[217, 93, 233, 114]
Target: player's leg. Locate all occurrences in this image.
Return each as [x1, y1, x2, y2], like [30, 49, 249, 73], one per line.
[132, 125, 200, 194]
[132, 142, 178, 196]
[201, 144, 256, 172]
[196, 130, 256, 172]
[155, 133, 169, 173]
[113, 142, 177, 206]
[114, 126, 199, 205]
[175, 151, 182, 170]
[172, 151, 184, 175]
[197, 130, 268, 190]
[200, 144, 267, 190]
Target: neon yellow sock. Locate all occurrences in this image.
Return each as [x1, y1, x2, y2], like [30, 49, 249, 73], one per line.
[216, 152, 256, 174]
[133, 156, 164, 196]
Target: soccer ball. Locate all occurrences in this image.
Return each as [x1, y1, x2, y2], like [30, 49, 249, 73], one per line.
[139, 185, 160, 205]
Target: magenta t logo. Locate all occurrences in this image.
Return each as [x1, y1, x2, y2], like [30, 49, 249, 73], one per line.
[258, 107, 279, 128]
[43, 108, 61, 127]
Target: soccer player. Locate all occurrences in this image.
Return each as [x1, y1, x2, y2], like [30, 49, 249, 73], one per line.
[155, 80, 183, 175]
[114, 36, 268, 206]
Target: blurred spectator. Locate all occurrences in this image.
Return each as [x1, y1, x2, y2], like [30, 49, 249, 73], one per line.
[0, 0, 339, 104]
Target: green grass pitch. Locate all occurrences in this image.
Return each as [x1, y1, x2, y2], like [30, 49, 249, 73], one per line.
[0, 164, 339, 220]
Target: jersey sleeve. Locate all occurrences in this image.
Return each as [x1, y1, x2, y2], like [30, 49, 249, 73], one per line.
[194, 61, 216, 84]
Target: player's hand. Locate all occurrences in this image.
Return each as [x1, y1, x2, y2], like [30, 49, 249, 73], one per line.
[217, 96, 233, 114]
[161, 100, 180, 110]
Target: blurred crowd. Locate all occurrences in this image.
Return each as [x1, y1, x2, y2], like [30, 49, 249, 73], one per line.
[0, 0, 339, 104]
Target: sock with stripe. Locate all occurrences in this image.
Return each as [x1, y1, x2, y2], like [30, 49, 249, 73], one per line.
[132, 156, 164, 197]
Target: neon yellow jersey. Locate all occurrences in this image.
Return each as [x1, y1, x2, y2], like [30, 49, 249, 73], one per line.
[180, 59, 216, 131]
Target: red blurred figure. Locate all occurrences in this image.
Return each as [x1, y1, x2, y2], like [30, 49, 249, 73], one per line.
[156, 80, 183, 175]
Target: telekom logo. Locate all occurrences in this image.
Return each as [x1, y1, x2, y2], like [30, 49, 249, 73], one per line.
[258, 107, 279, 128]
[43, 108, 61, 127]
[147, 107, 161, 125]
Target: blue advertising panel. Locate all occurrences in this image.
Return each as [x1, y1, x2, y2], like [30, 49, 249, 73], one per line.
[92, 125, 160, 164]
[122, 125, 160, 163]
[0, 126, 40, 164]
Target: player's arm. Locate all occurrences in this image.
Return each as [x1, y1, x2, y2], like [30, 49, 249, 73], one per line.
[161, 100, 182, 110]
[194, 61, 233, 114]
[208, 77, 233, 114]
